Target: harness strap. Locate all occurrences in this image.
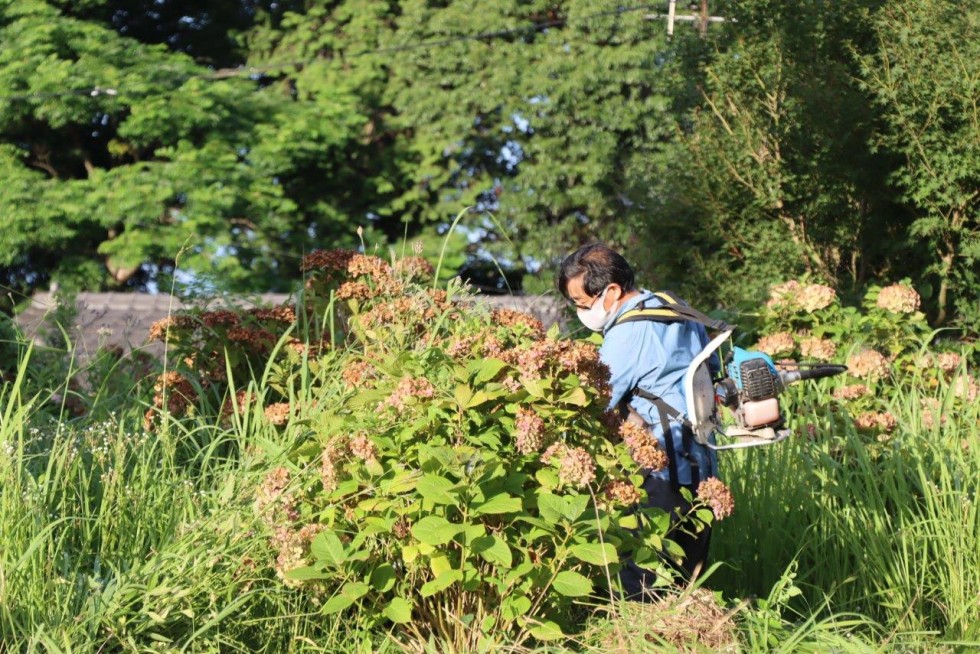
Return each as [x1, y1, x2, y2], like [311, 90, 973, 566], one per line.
[609, 291, 724, 490]
[610, 291, 732, 332]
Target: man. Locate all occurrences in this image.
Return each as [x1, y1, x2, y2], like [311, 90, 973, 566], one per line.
[557, 242, 718, 598]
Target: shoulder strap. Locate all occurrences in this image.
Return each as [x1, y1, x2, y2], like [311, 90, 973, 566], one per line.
[610, 291, 732, 332]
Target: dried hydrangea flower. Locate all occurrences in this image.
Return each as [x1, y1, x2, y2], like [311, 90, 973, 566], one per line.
[697, 477, 735, 521]
[833, 384, 871, 401]
[619, 422, 669, 471]
[799, 284, 837, 312]
[147, 314, 195, 341]
[557, 446, 596, 488]
[264, 402, 291, 427]
[800, 337, 837, 362]
[540, 442, 568, 465]
[300, 248, 358, 273]
[755, 332, 796, 356]
[514, 407, 547, 455]
[348, 433, 378, 463]
[492, 308, 544, 335]
[876, 284, 921, 314]
[952, 374, 979, 402]
[604, 480, 643, 506]
[766, 281, 803, 310]
[382, 376, 437, 412]
[936, 352, 962, 374]
[847, 350, 890, 380]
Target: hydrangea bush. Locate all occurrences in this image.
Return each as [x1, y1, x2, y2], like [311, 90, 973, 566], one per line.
[753, 279, 977, 440]
[149, 249, 731, 650]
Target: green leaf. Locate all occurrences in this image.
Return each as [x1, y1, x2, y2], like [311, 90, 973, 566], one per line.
[384, 597, 413, 624]
[470, 358, 509, 384]
[370, 564, 397, 592]
[310, 531, 346, 567]
[472, 493, 522, 516]
[420, 569, 463, 597]
[282, 566, 329, 581]
[473, 535, 513, 568]
[417, 474, 459, 506]
[537, 492, 565, 523]
[563, 494, 590, 522]
[528, 620, 565, 641]
[411, 515, 462, 546]
[501, 594, 532, 621]
[570, 542, 619, 567]
[342, 581, 370, 601]
[552, 570, 593, 597]
[559, 386, 589, 406]
[322, 593, 355, 615]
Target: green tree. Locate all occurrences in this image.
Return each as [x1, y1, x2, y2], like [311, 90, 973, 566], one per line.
[860, 0, 980, 324]
[635, 0, 912, 309]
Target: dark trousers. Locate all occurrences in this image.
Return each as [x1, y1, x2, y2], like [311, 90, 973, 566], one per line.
[619, 476, 711, 601]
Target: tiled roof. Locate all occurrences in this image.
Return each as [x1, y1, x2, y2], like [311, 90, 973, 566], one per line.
[14, 292, 568, 357]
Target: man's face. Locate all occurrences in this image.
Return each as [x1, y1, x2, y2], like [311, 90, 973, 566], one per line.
[566, 274, 622, 312]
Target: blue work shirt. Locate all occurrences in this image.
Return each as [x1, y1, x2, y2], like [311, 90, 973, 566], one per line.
[599, 290, 719, 486]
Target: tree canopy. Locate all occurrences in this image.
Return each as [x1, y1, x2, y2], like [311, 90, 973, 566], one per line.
[1, 0, 977, 323]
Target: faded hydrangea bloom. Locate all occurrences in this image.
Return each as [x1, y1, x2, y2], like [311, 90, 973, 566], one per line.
[847, 350, 890, 380]
[514, 407, 547, 455]
[766, 281, 803, 310]
[876, 284, 921, 314]
[381, 376, 437, 412]
[800, 337, 837, 361]
[540, 442, 567, 465]
[492, 308, 544, 335]
[853, 411, 897, 432]
[348, 433, 378, 463]
[755, 332, 796, 357]
[619, 422, 669, 471]
[557, 447, 596, 488]
[952, 374, 979, 402]
[799, 284, 837, 312]
[264, 402, 292, 426]
[936, 352, 962, 374]
[604, 480, 643, 506]
[833, 384, 871, 401]
[696, 477, 735, 521]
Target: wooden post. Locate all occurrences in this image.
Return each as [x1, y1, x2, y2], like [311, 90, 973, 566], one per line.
[700, 0, 709, 37]
[667, 0, 677, 36]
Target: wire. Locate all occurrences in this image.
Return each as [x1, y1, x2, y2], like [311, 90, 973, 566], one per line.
[0, 4, 662, 102]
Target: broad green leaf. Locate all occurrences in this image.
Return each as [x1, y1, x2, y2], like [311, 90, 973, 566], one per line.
[472, 493, 522, 516]
[420, 569, 463, 597]
[283, 566, 329, 581]
[411, 515, 462, 546]
[384, 597, 413, 624]
[501, 594, 532, 621]
[454, 384, 474, 408]
[430, 554, 453, 577]
[466, 390, 491, 408]
[370, 564, 397, 592]
[570, 542, 618, 567]
[322, 593, 355, 615]
[552, 570, 593, 597]
[473, 535, 513, 568]
[563, 494, 590, 522]
[469, 357, 509, 384]
[529, 620, 565, 641]
[537, 492, 565, 523]
[559, 386, 589, 406]
[417, 474, 458, 506]
[310, 531, 346, 567]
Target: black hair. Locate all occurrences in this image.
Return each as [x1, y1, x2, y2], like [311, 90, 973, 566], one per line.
[557, 242, 636, 299]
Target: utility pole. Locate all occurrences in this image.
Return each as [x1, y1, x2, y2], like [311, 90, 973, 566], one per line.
[649, 0, 731, 37]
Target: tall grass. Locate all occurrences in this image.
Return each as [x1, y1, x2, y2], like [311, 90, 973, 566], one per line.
[713, 370, 980, 647]
[1, 321, 973, 651]
[0, 346, 380, 652]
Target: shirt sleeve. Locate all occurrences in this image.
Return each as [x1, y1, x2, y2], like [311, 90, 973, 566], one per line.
[600, 323, 668, 411]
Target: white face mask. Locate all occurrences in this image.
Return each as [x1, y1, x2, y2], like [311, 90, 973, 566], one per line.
[577, 286, 617, 332]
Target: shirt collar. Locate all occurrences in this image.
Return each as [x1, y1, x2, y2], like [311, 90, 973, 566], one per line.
[603, 289, 654, 334]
